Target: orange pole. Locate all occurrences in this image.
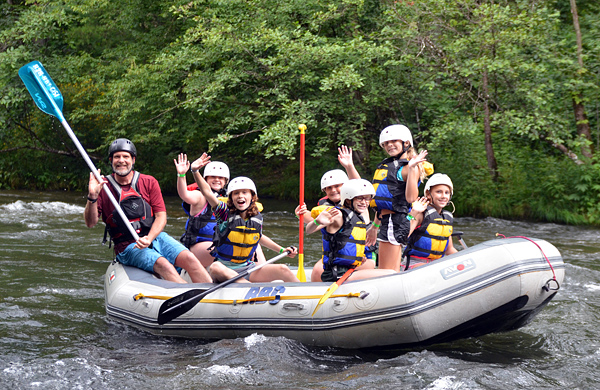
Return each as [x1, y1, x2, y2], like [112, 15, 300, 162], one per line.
[297, 124, 307, 282]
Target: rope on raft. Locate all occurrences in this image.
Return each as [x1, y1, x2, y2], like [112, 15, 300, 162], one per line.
[496, 233, 560, 292]
[134, 292, 364, 304]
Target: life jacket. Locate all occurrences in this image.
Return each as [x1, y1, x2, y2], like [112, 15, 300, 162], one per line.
[322, 208, 367, 269]
[405, 205, 453, 260]
[370, 156, 409, 214]
[103, 172, 154, 246]
[212, 212, 263, 266]
[318, 196, 337, 206]
[180, 185, 227, 248]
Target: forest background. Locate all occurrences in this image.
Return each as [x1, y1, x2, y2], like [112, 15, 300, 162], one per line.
[1, 0, 599, 224]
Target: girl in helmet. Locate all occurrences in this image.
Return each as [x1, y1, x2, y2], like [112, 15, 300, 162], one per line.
[403, 173, 457, 270]
[190, 153, 299, 283]
[366, 124, 428, 272]
[174, 153, 230, 268]
[306, 179, 394, 283]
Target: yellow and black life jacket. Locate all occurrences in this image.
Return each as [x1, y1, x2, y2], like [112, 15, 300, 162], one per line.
[405, 206, 453, 260]
[212, 212, 263, 266]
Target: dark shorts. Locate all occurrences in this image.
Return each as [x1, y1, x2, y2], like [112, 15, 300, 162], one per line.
[321, 264, 353, 283]
[377, 212, 410, 246]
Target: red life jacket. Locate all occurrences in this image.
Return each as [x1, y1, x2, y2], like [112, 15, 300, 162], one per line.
[103, 172, 155, 246]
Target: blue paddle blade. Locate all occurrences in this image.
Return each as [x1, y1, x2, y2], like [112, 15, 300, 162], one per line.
[18, 61, 65, 121]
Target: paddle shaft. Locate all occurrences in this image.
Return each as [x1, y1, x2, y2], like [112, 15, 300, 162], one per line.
[312, 266, 356, 316]
[297, 124, 306, 282]
[62, 120, 140, 241]
[157, 250, 291, 325]
[22, 62, 139, 241]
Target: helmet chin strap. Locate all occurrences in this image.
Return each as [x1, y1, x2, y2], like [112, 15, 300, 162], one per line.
[402, 142, 411, 155]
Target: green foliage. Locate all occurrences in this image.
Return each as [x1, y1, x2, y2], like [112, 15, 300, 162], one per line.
[1, 0, 600, 225]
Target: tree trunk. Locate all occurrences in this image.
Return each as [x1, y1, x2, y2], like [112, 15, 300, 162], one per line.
[570, 0, 593, 159]
[482, 69, 498, 181]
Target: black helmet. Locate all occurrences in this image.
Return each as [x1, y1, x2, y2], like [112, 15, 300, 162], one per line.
[108, 138, 137, 158]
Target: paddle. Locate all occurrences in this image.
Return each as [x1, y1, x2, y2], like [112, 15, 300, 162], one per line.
[18, 60, 139, 241]
[297, 124, 307, 282]
[312, 266, 356, 316]
[157, 249, 292, 325]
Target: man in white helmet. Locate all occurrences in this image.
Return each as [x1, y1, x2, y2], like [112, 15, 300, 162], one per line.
[84, 139, 212, 284]
[174, 153, 230, 268]
[366, 124, 428, 272]
[403, 173, 457, 270]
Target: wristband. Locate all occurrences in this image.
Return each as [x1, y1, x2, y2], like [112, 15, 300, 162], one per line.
[87, 196, 98, 203]
[372, 223, 380, 228]
[279, 248, 285, 254]
[177, 173, 186, 177]
[190, 168, 199, 173]
[313, 220, 320, 226]
[406, 214, 415, 221]
[295, 214, 300, 220]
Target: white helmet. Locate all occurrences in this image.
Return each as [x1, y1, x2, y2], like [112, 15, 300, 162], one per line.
[320, 169, 348, 190]
[424, 173, 453, 197]
[379, 124, 413, 147]
[340, 179, 376, 205]
[227, 176, 257, 196]
[203, 161, 230, 180]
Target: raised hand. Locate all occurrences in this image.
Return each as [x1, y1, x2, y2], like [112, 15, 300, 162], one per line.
[88, 169, 104, 198]
[190, 152, 211, 172]
[411, 197, 429, 213]
[337, 145, 354, 169]
[174, 153, 190, 175]
[408, 150, 428, 168]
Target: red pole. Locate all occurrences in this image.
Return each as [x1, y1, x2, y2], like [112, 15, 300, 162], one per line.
[297, 124, 307, 282]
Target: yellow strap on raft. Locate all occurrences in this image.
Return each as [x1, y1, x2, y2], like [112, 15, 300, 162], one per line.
[134, 292, 362, 304]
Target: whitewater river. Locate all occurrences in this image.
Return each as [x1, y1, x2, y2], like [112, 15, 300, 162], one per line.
[1, 189, 600, 389]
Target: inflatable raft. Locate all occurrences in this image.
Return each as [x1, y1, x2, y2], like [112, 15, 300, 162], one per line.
[104, 237, 564, 349]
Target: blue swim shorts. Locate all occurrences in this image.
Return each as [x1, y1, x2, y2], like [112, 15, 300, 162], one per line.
[117, 232, 187, 273]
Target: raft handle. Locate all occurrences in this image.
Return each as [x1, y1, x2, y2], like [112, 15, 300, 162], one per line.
[282, 302, 305, 311]
[542, 278, 560, 292]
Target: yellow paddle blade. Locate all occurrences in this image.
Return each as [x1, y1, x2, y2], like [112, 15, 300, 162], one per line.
[312, 282, 340, 316]
[297, 254, 306, 282]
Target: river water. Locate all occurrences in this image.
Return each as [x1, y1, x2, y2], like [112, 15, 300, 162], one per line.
[1, 189, 599, 389]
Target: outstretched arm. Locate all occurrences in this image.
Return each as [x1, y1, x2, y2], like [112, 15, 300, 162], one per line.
[260, 234, 298, 258]
[306, 208, 342, 235]
[405, 150, 428, 203]
[407, 197, 428, 237]
[175, 153, 205, 207]
[190, 153, 219, 208]
[338, 145, 360, 180]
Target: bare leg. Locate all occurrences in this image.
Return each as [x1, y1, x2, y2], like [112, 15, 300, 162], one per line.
[357, 259, 376, 270]
[190, 241, 215, 268]
[174, 250, 212, 283]
[377, 242, 403, 272]
[153, 257, 187, 283]
[311, 258, 324, 282]
[209, 261, 249, 283]
[250, 264, 300, 283]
